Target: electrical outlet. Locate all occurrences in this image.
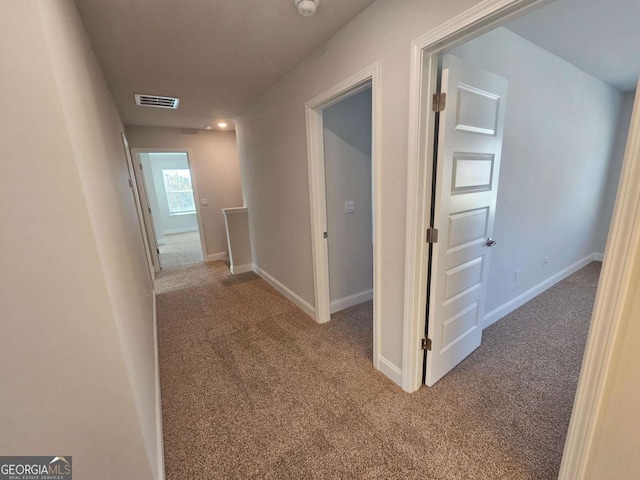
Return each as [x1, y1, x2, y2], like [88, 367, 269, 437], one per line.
[514, 269, 520, 283]
[543, 256, 549, 268]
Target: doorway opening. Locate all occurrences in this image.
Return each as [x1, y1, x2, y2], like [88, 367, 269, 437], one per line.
[403, 0, 639, 477]
[324, 87, 373, 316]
[424, 25, 636, 384]
[133, 150, 207, 271]
[305, 63, 386, 376]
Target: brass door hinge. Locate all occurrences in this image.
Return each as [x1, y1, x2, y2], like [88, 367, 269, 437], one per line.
[432, 92, 446, 112]
[426, 228, 439, 243]
[422, 337, 432, 351]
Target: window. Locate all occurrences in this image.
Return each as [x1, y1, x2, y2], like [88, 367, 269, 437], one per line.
[162, 168, 196, 214]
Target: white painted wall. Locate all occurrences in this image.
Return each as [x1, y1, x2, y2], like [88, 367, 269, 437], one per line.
[448, 27, 624, 315]
[236, 0, 480, 374]
[126, 127, 243, 259]
[595, 91, 636, 253]
[323, 88, 373, 306]
[140, 153, 199, 237]
[1, 1, 156, 478]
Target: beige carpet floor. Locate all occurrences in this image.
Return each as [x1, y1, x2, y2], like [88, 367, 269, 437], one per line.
[155, 261, 600, 479]
[159, 231, 203, 270]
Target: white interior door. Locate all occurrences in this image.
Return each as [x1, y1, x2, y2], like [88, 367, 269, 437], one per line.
[121, 135, 159, 278]
[133, 155, 162, 272]
[425, 54, 508, 386]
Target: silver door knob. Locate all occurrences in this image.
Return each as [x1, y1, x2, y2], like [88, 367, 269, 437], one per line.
[485, 238, 497, 247]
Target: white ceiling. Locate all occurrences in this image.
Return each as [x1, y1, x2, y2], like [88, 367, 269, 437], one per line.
[505, 0, 640, 92]
[74, 0, 376, 130]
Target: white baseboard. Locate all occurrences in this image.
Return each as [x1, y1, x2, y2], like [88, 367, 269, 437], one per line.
[377, 356, 403, 388]
[592, 252, 605, 262]
[206, 251, 228, 263]
[164, 226, 198, 235]
[152, 293, 166, 480]
[482, 253, 598, 329]
[231, 263, 253, 274]
[330, 289, 373, 314]
[252, 264, 316, 320]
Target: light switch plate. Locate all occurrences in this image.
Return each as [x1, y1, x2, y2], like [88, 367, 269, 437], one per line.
[200, 198, 209, 206]
[344, 201, 355, 214]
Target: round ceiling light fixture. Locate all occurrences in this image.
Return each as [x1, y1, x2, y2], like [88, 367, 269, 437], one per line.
[295, 0, 319, 17]
[217, 122, 228, 128]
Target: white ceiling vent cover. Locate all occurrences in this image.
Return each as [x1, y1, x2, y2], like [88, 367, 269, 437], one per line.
[134, 94, 180, 109]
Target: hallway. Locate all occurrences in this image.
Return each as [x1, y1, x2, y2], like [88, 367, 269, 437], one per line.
[155, 261, 600, 479]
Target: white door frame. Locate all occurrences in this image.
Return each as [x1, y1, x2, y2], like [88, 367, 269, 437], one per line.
[402, 0, 640, 478]
[129, 146, 161, 273]
[121, 133, 156, 281]
[561, 82, 640, 478]
[305, 62, 382, 366]
[131, 148, 208, 263]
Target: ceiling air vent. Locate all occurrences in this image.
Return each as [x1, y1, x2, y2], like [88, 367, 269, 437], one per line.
[134, 93, 180, 109]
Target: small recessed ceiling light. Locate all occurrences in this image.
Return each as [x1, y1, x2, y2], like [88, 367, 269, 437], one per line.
[204, 125, 213, 130]
[217, 122, 228, 128]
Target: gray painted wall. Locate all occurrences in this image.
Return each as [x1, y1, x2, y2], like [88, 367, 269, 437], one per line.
[449, 27, 625, 314]
[1, 1, 156, 478]
[596, 91, 636, 252]
[324, 88, 373, 304]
